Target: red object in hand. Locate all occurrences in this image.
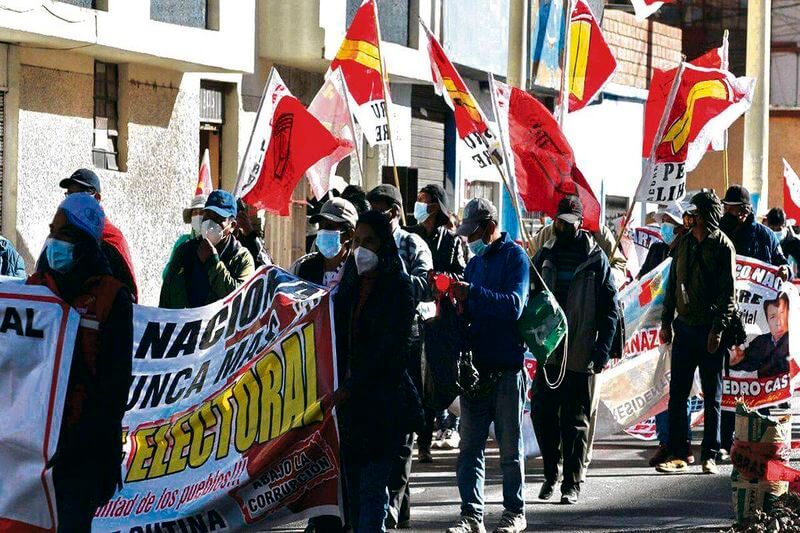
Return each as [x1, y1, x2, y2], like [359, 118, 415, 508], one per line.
[434, 273, 453, 294]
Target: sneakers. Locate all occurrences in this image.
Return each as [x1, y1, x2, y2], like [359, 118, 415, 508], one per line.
[446, 515, 486, 533]
[538, 480, 556, 501]
[560, 486, 579, 505]
[648, 443, 671, 467]
[655, 458, 688, 473]
[718, 449, 731, 463]
[493, 511, 527, 533]
[441, 429, 461, 450]
[702, 458, 720, 474]
[687, 446, 696, 465]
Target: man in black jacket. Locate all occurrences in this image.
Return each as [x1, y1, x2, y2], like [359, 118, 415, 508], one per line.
[531, 196, 619, 505]
[765, 207, 800, 270]
[658, 191, 736, 476]
[407, 184, 466, 455]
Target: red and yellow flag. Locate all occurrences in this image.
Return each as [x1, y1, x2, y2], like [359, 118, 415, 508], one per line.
[567, 0, 617, 112]
[330, 0, 383, 106]
[422, 22, 489, 140]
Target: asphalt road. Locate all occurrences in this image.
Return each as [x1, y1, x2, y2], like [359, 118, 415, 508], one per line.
[273, 434, 750, 533]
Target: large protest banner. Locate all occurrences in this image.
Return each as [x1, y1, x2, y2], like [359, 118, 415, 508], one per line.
[0, 283, 79, 532]
[92, 266, 340, 532]
[595, 259, 672, 437]
[724, 256, 800, 411]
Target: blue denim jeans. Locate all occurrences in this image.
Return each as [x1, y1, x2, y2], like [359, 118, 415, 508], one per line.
[343, 454, 394, 533]
[655, 402, 692, 445]
[457, 370, 525, 520]
[668, 320, 724, 461]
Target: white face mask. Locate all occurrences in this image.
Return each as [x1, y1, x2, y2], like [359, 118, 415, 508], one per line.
[201, 219, 225, 246]
[354, 246, 379, 275]
[191, 215, 203, 237]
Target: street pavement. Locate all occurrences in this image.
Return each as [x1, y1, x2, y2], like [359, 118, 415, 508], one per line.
[274, 433, 750, 533]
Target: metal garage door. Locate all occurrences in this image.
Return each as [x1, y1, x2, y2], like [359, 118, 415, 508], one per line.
[411, 86, 446, 192]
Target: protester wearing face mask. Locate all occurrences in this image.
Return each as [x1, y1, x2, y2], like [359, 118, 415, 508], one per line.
[236, 199, 273, 268]
[331, 210, 419, 533]
[160, 190, 255, 309]
[292, 197, 358, 288]
[639, 204, 695, 468]
[657, 191, 736, 476]
[446, 198, 529, 533]
[366, 184, 433, 529]
[720, 185, 790, 279]
[407, 184, 467, 457]
[28, 194, 133, 531]
[59, 168, 138, 301]
[530, 196, 619, 506]
[162, 194, 207, 280]
[765, 207, 800, 270]
[717, 186, 790, 459]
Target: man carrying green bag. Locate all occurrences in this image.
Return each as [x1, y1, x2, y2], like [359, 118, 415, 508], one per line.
[530, 196, 620, 505]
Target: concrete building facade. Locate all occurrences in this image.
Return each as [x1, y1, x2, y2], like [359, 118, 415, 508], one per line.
[0, 0, 255, 305]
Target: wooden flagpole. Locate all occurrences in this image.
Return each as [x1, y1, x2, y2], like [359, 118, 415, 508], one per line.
[371, 0, 407, 225]
[610, 61, 687, 258]
[557, 0, 575, 127]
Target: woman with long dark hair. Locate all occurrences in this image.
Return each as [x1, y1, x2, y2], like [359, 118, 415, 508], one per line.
[333, 210, 420, 532]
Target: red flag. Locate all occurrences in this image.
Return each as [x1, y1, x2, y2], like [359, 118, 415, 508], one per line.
[784, 159, 800, 222]
[637, 64, 754, 203]
[643, 38, 729, 157]
[329, 0, 388, 146]
[568, 0, 617, 112]
[630, 0, 677, 21]
[196, 148, 213, 197]
[306, 69, 357, 200]
[236, 69, 346, 216]
[422, 21, 497, 171]
[492, 78, 601, 231]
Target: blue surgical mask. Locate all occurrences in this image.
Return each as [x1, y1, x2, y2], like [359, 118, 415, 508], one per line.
[468, 238, 489, 257]
[414, 202, 431, 224]
[46, 238, 75, 273]
[774, 228, 788, 241]
[660, 223, 676, 245]
[315, 230, 342, 259]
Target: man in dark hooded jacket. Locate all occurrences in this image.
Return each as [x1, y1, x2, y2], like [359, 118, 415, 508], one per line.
[657, 190, 736, 476]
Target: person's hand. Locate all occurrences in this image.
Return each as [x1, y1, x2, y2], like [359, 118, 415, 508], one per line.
[778, 265, 791, 281]
[452, 281, 470, 302]
[707, 330, 722, 353]
[659, 325, 673, 345]
[197, 238, 216, 263]
[729, 346, 746, 366]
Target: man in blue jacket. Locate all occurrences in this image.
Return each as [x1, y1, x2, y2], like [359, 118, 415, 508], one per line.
[531, 196, 618, 505]
[0, 235, 25, 277]
[447, 198, 529, 533]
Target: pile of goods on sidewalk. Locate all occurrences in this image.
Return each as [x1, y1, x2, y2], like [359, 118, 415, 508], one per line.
[727, 401, 798, 530]
[724, 492, 800, 533]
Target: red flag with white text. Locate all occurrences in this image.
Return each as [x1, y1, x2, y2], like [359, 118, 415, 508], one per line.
[422, 21, 498, 172]
[306, 69, 357, 200]
[492, 78, 601, 231]
[236, 69, 346, 215]
[568, 0, 617, 112]
[784, 159, 800, 222]
[637, 64, 754, 204]
[329, 0, 389, 146]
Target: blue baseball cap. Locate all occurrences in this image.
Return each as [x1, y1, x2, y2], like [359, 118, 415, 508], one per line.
[58, 193, 105, 242]
[59, 168, 102, 194]
[204, 190, 237, 219]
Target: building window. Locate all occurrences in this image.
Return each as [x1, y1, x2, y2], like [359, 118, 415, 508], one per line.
[346, 0, 409, 47]
[771, 50, 800, 108]
[93, 61, 119, 171]
[150, 0, 211, 29]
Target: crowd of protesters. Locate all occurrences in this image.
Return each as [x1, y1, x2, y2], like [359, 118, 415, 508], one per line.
[9, 167, 799, 532]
